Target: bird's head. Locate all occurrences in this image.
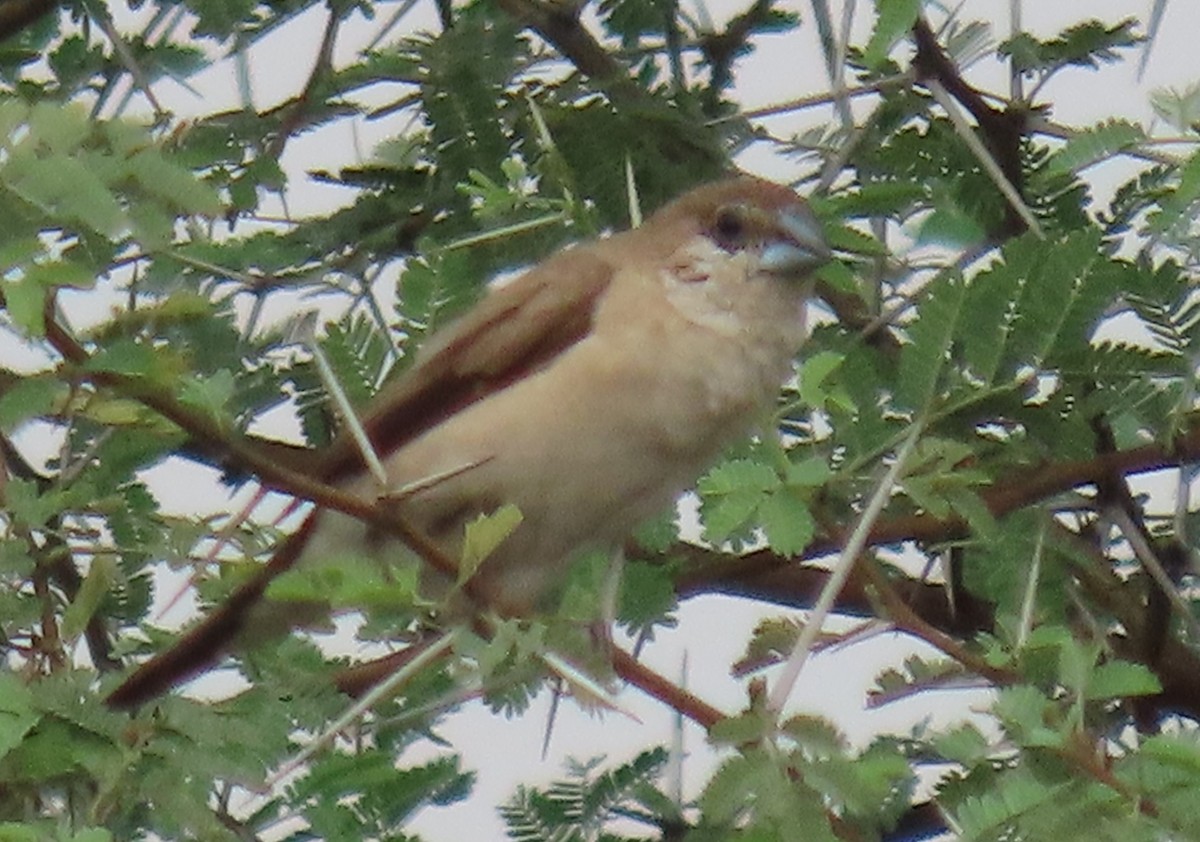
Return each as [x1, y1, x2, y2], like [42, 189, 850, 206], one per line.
[647, 176, 831, 281]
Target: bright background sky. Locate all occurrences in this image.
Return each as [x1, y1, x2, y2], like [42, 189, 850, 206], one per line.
[36, 1, 1195, 838]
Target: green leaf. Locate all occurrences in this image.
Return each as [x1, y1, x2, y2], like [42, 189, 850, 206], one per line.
[61, 556, 117, 643]
[4, 477, 67, 528]
[801, 748, 911, 819]
[122, 146, 223, 216]
[26, 259, 95, 290]
[1047, 119, 1144, 175]
[955, 772, 1070, 842]
[700, 749, 837, 841]
[797, 350, 852, 413]
[1135, 733, 1200, 775]
[1149, 147, 1200, 235]
[619, 560, 677, 632]
[916, 197, 988, 247]
[1005, 229, 1107, 367]
[897, 269, 967, 410]
[1150, 81, 1200, 132]
[0, 675, 38, 763]
[631, 509, 678, 554]
[0, 823, 39, 842]
[781, 715, 846, 755]
[815, 259, 860, 294]
[698, 460, 778, 496]
[786, 455, 831, 488]
[958, 247, 1025, 385]
[1, 277, 44, 336]
[900, 474, 953, 518]
[824, 223, 889, 257]
[708, 710, 775, 747]
[0, 377, 61, 431]
[862, 0, 921, 70]
[1085, 660, 1162, 700]
[5, 155, 126, 237]
[460, 503, 523, 582]
[998, 18, 1139, 74]
[269, 550, 419, 611]
[178, 369, 236, 419]
[25, 100, 90, 151]
[934, 723, 991, 765]
[698, 459, 780, 547]
[949, 489, 998, 539]
[70, 830, 113, 842]
[4, 260, 94, 337]
[758, 490, 815, 556]
[826, 181, 927, 217]
[994, 685, 1065, 748]
[83, 339, 170, 378]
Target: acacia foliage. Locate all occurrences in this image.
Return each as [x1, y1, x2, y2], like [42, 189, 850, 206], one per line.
[0, 2, 1199, 840]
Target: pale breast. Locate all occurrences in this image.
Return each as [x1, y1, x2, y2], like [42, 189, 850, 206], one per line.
[317, 245, 810, 615]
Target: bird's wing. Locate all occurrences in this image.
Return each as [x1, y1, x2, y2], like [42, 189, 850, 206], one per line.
[320, 246, 615, 481]
[106, 247, 615, 709]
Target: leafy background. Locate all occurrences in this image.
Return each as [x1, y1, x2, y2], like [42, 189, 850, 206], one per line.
[3, 1, 1200, 840]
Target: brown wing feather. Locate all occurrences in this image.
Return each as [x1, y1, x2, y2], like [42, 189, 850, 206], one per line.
[319, 248, 614, 481]
[106, 176, 815, 709]
[106, 248, 614, 709]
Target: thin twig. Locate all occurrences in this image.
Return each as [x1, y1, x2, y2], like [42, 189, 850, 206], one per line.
[265, 4, 341, 162]
[1175, 350, 1200, 551]
[707, 74, 913, 126]
[292, 313, 389, 488]
[1008, 0, 1023, 102]
[1015, 518, 1045, 649]
[1109, 505, 1200, 643]
[86, 1, 167, 119]
[925, 78, 1044, 239]
[611, 646, 725, 729]
[365, 0, 422, 51]
[862, 558, 1016, 685]
[264, 630, 459, 789]
[766, 419, 923, 717]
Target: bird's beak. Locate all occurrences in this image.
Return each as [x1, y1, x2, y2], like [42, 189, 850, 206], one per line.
[760, 207, 832, 276]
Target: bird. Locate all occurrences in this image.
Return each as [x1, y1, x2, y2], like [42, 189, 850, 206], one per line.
[105, 175, 831, 709]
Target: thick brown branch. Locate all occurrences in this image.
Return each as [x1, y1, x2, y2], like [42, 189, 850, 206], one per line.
[493, 0, 642, 100]
[669, 484, 1200, 725]
[265, 5, 341, 162]
[678, 421, 1200, 595]
[911, 15, 1028, 238]
[911, 17, 999, 129]
[0, 0, 58, 43]
[39, 303, 505, 612]
[611, 647, 725, 729]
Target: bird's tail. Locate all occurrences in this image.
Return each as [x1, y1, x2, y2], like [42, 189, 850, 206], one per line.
[105, 512, 320, 710]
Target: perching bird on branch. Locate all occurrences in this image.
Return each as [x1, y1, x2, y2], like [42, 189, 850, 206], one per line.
[106, 175, 830, 709]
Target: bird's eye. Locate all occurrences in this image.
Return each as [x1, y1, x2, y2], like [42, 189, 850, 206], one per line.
[713, 206, 746, 249]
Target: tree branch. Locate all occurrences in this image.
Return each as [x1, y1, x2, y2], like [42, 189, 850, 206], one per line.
[0, 0, 58, 44]
[493, 0, 642, 100]
[677, 420, 1200, 594]
[911, 15, 1030, 239]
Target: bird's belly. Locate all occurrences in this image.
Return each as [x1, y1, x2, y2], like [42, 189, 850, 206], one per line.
[319, 319, 790, 614]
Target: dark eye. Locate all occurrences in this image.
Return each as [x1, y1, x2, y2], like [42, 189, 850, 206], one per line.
[713, 206, 746, 249]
